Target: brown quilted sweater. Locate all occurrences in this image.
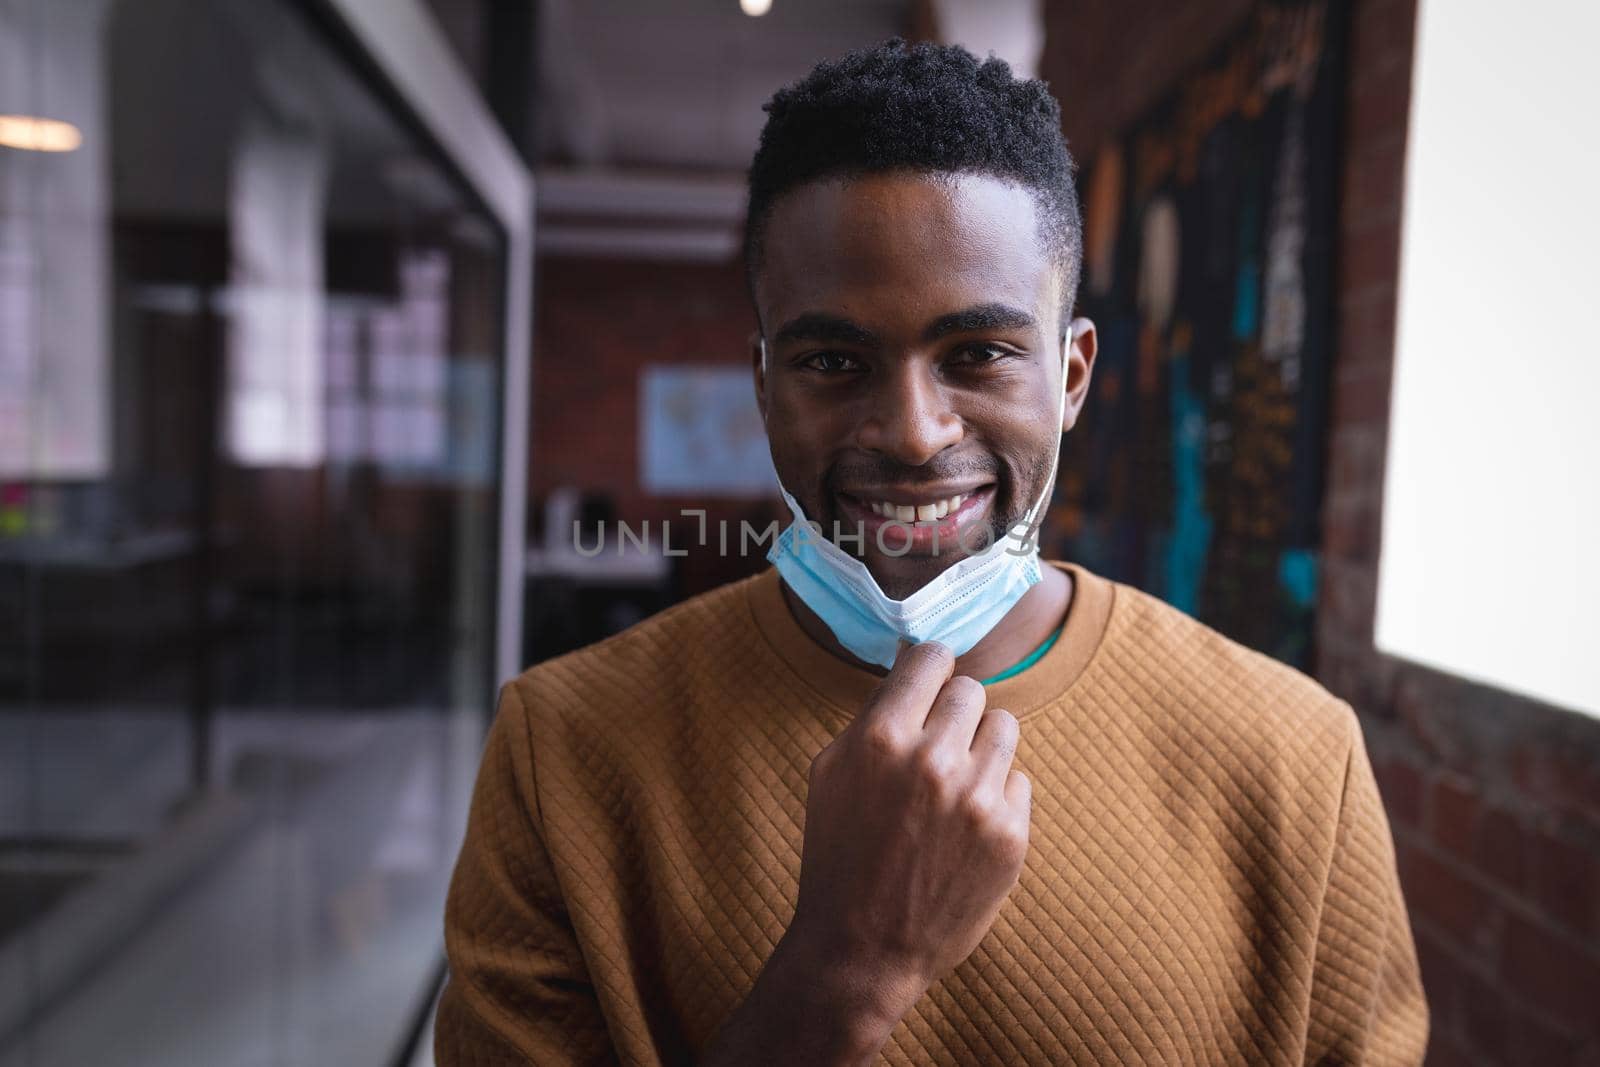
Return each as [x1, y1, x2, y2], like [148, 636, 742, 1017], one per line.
[435, 561, 1428, 1065]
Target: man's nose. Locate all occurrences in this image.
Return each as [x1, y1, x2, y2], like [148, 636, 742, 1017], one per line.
[855, 364, 963, 466]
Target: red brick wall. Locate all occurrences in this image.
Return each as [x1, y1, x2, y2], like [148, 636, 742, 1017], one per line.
[1043, 2, 1600, 1063]
[530, 255, 757, 517]
[528, 254, 780, 593]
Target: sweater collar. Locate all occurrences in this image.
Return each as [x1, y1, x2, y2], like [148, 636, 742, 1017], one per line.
[745, 559, 1114, 723]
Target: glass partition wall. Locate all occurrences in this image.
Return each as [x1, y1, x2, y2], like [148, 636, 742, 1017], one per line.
[0, 1, 515, 1062]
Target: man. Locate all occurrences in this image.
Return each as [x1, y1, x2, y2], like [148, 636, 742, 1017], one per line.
[436, 40, 1428, 1065]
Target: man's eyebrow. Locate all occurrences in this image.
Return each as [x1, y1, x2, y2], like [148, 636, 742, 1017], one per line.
[772, 304, 1036, 347]
[773, 313, 881, 348]
[922, 303, 1037, 340]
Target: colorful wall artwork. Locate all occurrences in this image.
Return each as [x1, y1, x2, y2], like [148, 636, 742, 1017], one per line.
[1050, 0, 1346, 669]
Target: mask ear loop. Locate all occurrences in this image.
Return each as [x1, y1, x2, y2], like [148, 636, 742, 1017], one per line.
[758, 337, 770, 425]
[1014, 324, 1075, 537]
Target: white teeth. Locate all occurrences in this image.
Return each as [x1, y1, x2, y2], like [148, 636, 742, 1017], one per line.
[865, 493, 971, 520]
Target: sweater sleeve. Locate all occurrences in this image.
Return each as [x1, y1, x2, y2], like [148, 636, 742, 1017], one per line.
[1303, 711, 1430, 1066]
[435, 680, 619, 1066]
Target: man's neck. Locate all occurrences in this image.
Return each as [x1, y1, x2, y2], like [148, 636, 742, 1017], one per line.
[778, 563, 1073, 681]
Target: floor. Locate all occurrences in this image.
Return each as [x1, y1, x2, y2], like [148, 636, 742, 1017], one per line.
[0, 706, 481, 1067]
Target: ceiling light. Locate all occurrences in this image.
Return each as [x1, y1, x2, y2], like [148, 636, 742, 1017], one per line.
[0, 115, 83, 153]
[740, 0, 772, 16]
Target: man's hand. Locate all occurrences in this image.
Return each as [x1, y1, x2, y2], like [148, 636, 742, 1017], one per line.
[700, 640, 1031, 1066]
[790, 639, 1033, 1013]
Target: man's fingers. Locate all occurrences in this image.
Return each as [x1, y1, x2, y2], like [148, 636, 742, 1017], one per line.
[970, 707, 1020, 791]
[1003, 767, 1031, 818]
[924, 676, 988, 749]
[861, 640, 955, 731]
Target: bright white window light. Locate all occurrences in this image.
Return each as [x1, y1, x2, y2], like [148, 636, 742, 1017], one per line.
[0, 114, 82, 152]
[1376, 0, 1600, 717]
[740, 0, 772, 16]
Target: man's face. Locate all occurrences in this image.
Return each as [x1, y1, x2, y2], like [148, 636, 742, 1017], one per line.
[753, 171, 1096, 599]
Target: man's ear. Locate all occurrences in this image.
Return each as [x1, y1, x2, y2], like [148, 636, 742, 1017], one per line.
[1061, 316, 1099, 433]
[751, 331, 769, 424]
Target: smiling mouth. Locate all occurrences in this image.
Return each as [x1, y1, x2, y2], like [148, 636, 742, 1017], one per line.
[831, 485, 997, 554]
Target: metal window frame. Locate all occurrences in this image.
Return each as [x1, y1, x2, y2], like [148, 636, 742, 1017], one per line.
[318, 0, 534, 689]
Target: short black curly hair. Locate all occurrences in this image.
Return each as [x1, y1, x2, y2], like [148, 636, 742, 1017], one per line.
[744, 38, 1083, 336]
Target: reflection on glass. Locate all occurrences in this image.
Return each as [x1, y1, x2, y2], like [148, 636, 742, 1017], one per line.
[0, 1, 505, 1063]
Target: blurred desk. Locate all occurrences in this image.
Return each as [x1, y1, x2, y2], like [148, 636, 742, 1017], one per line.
[0, 529, 206, 701]
[524, 545, 672, 585]
[522, 545, 674, 664]
[0, 529, 197, 570]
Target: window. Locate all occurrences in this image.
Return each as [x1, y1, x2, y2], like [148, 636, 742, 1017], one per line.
[1376, 0, 1599, 717]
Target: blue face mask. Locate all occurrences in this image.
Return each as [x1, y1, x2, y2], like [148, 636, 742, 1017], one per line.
[761, 331, 1071, 669]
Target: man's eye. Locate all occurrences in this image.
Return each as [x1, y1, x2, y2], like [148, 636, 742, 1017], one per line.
[803, 351, 863, 373]
[951, 344, 1013, 365]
